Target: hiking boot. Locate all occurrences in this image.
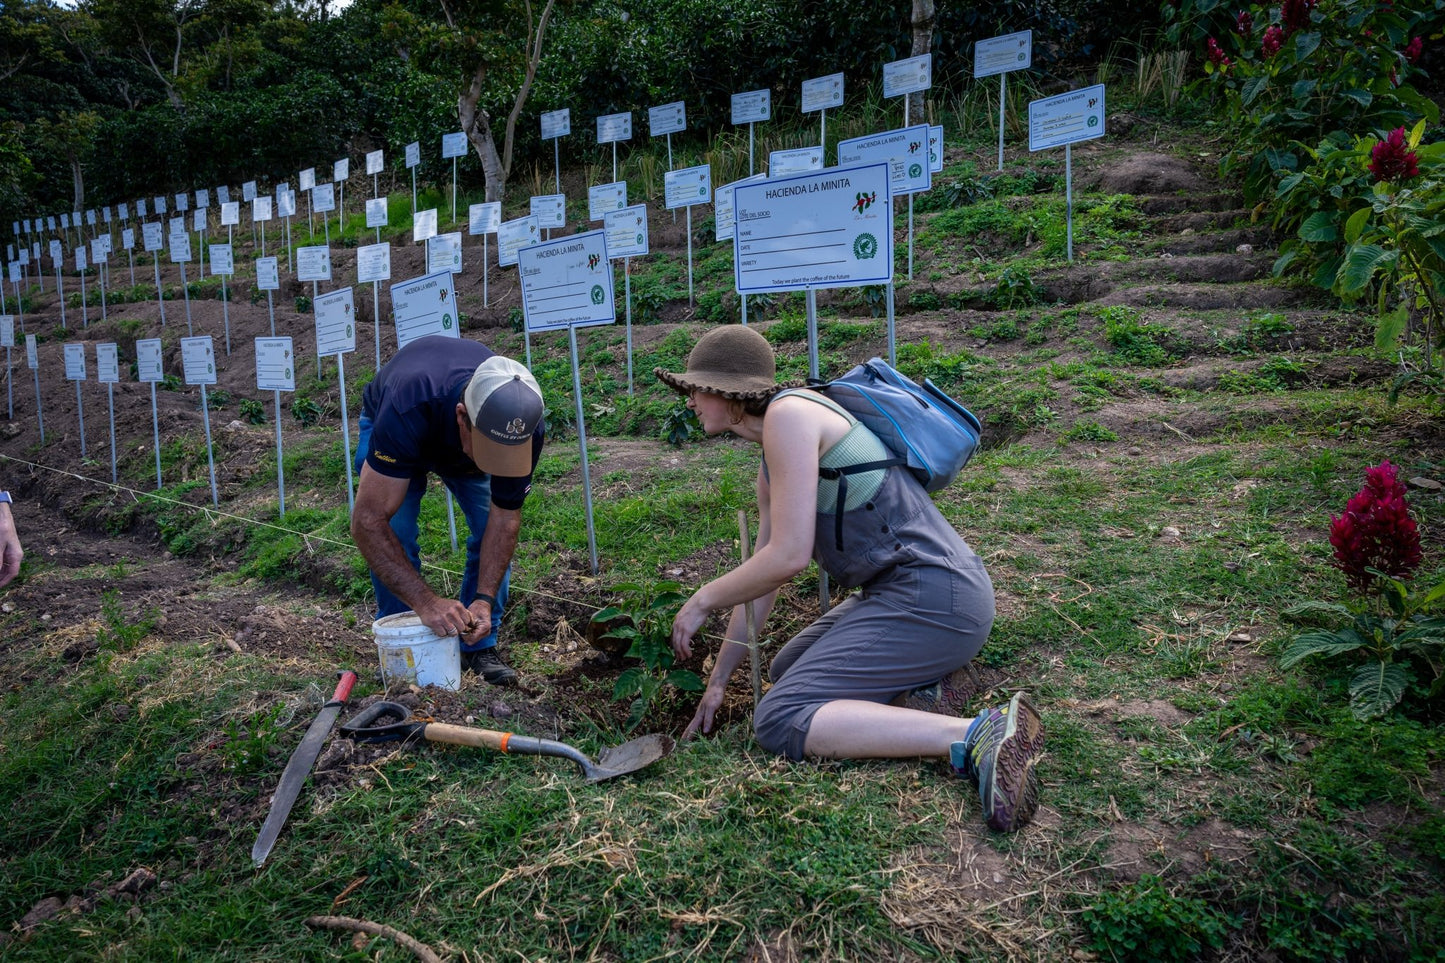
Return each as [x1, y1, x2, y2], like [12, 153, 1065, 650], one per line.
[891, 663, 979, 715]
[950, 692, 1045, 832]
[462, 646, 518, 685]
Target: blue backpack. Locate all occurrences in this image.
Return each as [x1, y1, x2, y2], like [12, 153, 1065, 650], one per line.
[810, 358, 983, 549]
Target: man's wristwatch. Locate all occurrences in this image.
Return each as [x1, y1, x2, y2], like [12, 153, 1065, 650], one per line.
[0, 491, 11, 505]
[475, 592, 498, 609]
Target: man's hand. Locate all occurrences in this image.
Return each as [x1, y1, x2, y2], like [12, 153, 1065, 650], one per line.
[460, 598, 492, 644]
[415, 595, 481, 640]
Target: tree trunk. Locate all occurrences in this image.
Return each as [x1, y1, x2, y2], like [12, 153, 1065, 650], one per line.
[459, 66, 507, 203]
[70, 156, 84, 213]
[908, 0, 936, 122]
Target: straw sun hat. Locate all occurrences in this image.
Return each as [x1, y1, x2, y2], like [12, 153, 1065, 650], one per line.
[654, 326, 800, 401]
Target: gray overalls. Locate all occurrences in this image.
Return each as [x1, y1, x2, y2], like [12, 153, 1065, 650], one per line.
[751, 391, 995, 760]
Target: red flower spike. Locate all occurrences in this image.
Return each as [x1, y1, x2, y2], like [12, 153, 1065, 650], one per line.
[1235, 10, 1254, 35]
[1262, 25, 1284, 58]
[1404, 37, 1423, 63]
[1368, 127, 1421, 182]
[1205, 36, 1233, 71]
[1329, 460, 1423, 595]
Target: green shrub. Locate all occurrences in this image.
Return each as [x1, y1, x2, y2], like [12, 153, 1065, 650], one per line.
[1083, 875, 1233, 963]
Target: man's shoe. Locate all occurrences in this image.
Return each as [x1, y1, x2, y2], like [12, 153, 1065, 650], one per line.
[462, 646, 518, 685]
[950, 692, 1045, 832]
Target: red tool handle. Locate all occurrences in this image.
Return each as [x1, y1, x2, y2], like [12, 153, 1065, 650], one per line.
[328, 670, 358, 706]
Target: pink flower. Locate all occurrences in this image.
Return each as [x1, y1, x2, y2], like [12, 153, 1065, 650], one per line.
[1281, 0, 1317, 35]
[1368, 127, 1421, 182]
[1262, 25, 1285, 58]
[1235, 10, 1254, 35]
[1404, 37, 1423, 63]
[1205, 36, 1233, 71]
[1330, 461, 1423, 594]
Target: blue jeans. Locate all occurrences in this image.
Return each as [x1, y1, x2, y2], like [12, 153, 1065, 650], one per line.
[355, 414, 509, 652]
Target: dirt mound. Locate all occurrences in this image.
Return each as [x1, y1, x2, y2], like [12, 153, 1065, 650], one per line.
[1083, 152, 1206, 195]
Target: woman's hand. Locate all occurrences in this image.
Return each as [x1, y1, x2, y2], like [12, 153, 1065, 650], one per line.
[682, 683, 727, 740]
[670, 595, 710, 660]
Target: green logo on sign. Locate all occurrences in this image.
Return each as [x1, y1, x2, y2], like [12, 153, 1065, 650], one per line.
[443, 314, 453, 329]
[346, 324, 353, 338]
[590, 285, 605, 304]
[698, 186, 706, 196]
[1087, 115, 1099, 127]
[853, 233, 878, 260]
[908, 163, 923, 179]
[285, 367, 292, 379]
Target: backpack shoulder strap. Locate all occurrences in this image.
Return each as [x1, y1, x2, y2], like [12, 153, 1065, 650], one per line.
[774, 387, 856, 424]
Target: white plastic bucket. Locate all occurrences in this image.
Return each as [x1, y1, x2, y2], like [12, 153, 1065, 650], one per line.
[373, 612, 462, 691]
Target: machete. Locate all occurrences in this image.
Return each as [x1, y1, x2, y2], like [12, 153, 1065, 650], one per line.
[251, 670, 358, 867]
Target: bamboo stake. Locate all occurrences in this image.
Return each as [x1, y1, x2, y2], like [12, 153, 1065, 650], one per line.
[738, 510, 762, 708]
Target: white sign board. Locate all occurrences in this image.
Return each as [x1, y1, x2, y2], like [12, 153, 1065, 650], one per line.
[333, 158, 349, 181]
[518, 229, 615, 333]
[256, 256, 280, 291]
[243, 181, 258, 202]
[883, 54, 932, 97]
[169, 215, 186, 236]
[26, 334, 38, 369]
[425, 232, 463, 275]
[587, 182, 627, 222]
[255, 337, 295, 392]
[175, 193, 188, 212]
[209, 243, 234, 275]
[769, 146, 823, 176]
[405, 141, 420, 168]
[195, 189, 209, 209]
[837, 124, 933, 195]
[649, 101, 686, 136]
[154, 197, 167, 214]
[0, 316, 13, 348]
[733, 162, 893, 293]
[603, 204, 649, 260]
[390, 270, 460, 348]
[97, 343, 119, 383]
[253, 196, 273, 222]
[143, 223, 164, 253]
[357, 242, 391, 283]
[930, 125, 944, 173]
[277, 190, 296, 218]
[975, 29, 1033, 78]
[802, 73, 845, 112]
[664, 164, 712, 210]
[192, 209, 207, 232]
[498, 215, 540, 267]
[64, 343, 86, 381]
[313, 183, 336, 214]
[217, 186, 231, 205]
[365, 197, 388, 228]
[299, 168, 315, 192]
[596, 112, 632, 144]
[412, 208, 438, 243]
[366, 149, 384, 176]
[731, 89, 771, 124]
[441, 132, 468, 159]
[296, 245, 332, 282]
[220, 201, 240, 227]
[530, 194, 566, 229]
[1028, 84, 1107, 151]
[122, 228, 135, 251]
[468, 201, 501, 236]
[74, 247, 87, 272]
[169, 231, 192, 263]
[181, 336, 216, 386]
[314, 287, 357, 355]
[541, 108, 571, 139]
[136, 338, 163, 382]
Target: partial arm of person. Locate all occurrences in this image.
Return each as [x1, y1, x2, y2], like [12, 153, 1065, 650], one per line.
[671, 399, 822, 658]
[0, 500, 21, 589]
[459, 503, 521, 645]
[351, 463, 475, 637]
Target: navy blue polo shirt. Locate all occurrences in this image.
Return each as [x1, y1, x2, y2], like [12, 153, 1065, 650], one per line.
[361, 337, 544, 510]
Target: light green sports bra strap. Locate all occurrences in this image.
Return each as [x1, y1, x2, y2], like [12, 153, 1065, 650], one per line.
[773, 388, 856, 424]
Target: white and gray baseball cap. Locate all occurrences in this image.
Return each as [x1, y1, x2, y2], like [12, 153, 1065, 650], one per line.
[463, 356, 544, 477]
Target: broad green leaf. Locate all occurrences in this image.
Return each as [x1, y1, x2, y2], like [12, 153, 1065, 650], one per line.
[1282, 600, 1353, 622]
[603, 625, 641, 641]
[613, 666, 648, 700]
[1408, 118, 1426, 149]
[1375, 302, 1409, 353]
[1275, 172, 1305, 197]
[1348, 662, 1411, 720]
[1273, 248, 1301, 277]
[1241, 74, 1269, 107]
[1299, 210, 1338, 242]
[1292, 78, 1317, 101]
[613, 581, 643, 594]
[1421, 579, 1445, 606]
[1337, 243, 1396, 295]
[1341, 88, 1373, 108]
[666, 669, 705, 692]
[654, 580, 683, 594]
[1294, 31, 1322, 61]
[1279, 629, 1365, 668]
[1344, 206, 1372, 244]
[590, 605, 626, 623]
[1311, 254, 1343, 290]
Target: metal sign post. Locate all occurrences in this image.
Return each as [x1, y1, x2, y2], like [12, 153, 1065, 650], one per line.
[731, 89, 770, 175]
[181, 336, 220, 505]
[137, 338, 164, 488]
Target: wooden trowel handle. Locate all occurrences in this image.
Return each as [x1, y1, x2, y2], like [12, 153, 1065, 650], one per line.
[424, 723, 510, 751]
